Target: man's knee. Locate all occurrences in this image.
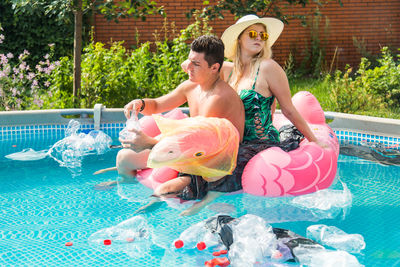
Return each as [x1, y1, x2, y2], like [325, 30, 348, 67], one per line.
[116, 148, 133, 164]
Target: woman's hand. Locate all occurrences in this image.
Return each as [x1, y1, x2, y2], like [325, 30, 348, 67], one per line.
[314, 139, 330, 149]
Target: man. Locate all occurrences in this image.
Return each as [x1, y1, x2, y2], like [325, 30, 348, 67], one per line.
[101, 35, 245, 215]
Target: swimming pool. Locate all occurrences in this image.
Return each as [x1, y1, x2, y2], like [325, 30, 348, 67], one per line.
[1, 110, 400, 266]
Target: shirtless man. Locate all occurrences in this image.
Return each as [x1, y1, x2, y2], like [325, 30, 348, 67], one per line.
[99, 35, 245, 214]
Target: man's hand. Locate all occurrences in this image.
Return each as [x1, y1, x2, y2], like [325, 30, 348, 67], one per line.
[124, 99, 143, 119]
[119, 128, 158, 152]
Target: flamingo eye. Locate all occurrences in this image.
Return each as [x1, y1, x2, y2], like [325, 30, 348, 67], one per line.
[194, 152, 204, 157]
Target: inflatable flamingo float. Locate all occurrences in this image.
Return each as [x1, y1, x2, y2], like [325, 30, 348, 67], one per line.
[241, 91, 339, 197]
[134, 91, 339, 197]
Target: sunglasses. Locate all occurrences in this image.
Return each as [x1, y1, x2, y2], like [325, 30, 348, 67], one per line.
[247, 30, 269, 41]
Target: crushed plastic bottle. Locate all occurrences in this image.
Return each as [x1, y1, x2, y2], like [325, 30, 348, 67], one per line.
[228, 214, 277, 266]
[306, 224, 366, 254]
[5, 120, 112, 176]
[5, 148, 48, 161]
[119, 109, 141, 141]
[175, 219, 221, 250]
[48, 121, 112, 173]
[293, 247, 364, 267]
[88, 216, 152, 258]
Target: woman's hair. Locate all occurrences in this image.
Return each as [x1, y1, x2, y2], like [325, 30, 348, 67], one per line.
[231, 23, 272, 89]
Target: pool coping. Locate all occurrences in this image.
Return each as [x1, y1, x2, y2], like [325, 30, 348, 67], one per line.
[0, 107, 399, 138]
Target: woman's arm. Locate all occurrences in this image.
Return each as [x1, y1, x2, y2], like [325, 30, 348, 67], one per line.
[261, 59, 318, 142]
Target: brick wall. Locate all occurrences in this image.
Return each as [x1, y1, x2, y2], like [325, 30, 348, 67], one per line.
[93, 0, 400, 69]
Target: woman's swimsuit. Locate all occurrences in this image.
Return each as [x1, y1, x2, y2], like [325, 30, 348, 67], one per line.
[236, 67, 280, 143]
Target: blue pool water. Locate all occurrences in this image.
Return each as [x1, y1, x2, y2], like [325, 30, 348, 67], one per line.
[1, 135, 400, 266]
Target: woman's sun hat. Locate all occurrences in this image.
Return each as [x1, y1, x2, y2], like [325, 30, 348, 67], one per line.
[221, 14, 284, 60]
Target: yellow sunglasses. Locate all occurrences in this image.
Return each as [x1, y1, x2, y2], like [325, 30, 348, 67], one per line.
[248, 30, 269, 41]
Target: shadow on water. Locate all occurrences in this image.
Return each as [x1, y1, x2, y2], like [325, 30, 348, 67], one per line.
[339, 141, 400, 166]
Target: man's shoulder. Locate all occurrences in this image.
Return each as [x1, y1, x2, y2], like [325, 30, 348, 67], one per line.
[215, 80, 239, 97]
[176, 80, 198, 94]
[180, 79, 197, 88]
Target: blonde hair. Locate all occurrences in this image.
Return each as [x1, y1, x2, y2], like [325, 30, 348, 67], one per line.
[230, 23, 272, 90]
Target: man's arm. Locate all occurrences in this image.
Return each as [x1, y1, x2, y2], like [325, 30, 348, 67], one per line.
[124, 81, 191, 118]
[120, 81, 192, 152]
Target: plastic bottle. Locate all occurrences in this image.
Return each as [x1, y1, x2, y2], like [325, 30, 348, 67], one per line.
[119, 110, 141, 141]
[306, 224, 365, 254]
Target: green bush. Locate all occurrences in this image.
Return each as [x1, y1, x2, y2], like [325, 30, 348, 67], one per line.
[327, 66, 386, 114]
[357, 47, 400, 107]
[0, 0, 77, 67]
[41, 56, 74, 109]
[44, 13, 212, 109]
[74, 38, 189, 108]
[326, 47, 400, 114]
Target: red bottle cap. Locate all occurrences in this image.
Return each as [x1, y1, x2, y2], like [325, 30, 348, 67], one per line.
[212, 251, 221, 256]
[197, 241, 206, 250]
[174, 239, 184, 249]
[103, 239, 112, 245]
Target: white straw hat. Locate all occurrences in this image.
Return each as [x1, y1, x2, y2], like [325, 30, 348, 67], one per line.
[221, 14, 284, 60]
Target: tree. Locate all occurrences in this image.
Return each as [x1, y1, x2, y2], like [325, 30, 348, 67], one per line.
[10, 0, 164, 107]
[187, 0, 342, 25]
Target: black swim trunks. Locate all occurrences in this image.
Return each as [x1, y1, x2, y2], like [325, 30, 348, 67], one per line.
[178, 125, 303, 200]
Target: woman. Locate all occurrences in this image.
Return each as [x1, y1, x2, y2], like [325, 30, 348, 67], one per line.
[222, 14, 319, 144]
[183, 15, 318, 144]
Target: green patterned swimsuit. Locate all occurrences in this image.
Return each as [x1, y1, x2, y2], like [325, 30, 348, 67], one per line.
[232, 68, 280, 143]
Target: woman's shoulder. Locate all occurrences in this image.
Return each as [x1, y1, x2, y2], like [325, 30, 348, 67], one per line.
[259, 58, 281, 71]
[221, 61, 234, 81]
[223, 61, 234, 68]
[259, 58, 286, 77]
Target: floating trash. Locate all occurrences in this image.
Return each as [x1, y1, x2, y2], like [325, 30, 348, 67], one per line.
[5, 120, 112, 175]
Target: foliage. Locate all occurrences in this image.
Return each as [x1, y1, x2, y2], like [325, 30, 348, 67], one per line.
[96, 0, 165, 22]
[289, 76, 400, 119]
[41, 56, 75, 109]
[325, 47, 400, 114]
[352, 36, 376, 65]
[357, 47, 400, 107]
[294, 7, 330, 78]
[42, 14, 213, 109]
[0, 0, 76, 67]
[187, 0, 342, 24]
[284, 52, 299, 80]
[0, 34, 60, 111]
[326, 66, 386, 114]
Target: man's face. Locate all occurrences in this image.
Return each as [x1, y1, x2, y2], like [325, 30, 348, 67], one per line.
[187, 50, 211, 83]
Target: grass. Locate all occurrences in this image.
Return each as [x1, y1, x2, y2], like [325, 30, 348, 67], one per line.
[288, 77, 400, 120]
